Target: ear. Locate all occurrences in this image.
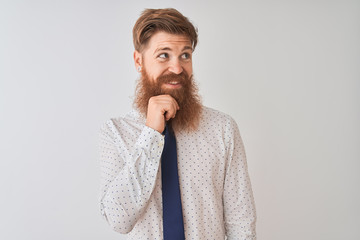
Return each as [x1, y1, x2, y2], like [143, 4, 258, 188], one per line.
[133, 50, 143, 72]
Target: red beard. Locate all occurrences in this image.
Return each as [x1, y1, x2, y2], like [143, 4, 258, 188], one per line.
[134, 67, 202, 132]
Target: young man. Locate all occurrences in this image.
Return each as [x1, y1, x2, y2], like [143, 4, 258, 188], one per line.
[99, 8, 256, 240]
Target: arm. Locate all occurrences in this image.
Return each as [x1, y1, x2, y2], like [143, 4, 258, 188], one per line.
[223, 117, 257, 240]
[98, 120, 164, 234]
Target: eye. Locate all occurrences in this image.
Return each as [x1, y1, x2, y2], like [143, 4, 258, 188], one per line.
[158, 53, 169, 59]
[181, 52, 191, 59]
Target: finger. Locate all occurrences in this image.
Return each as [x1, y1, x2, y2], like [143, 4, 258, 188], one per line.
[173, 99, 179, 111]
[165, 96, 179, 113]
[162, 96, 178, 117]
[164, 111, 172, 121]
[170, 101, 178, 117]
[168, 95, 179, 110]
[165, 104, 178, 120]
[167, 107, 176, 119]
[162, 95, 179, 109]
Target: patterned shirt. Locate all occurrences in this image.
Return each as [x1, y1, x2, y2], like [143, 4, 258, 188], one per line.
[98, 106, 257, 239]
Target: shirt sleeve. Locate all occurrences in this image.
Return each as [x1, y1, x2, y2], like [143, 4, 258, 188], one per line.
[98, 120, 165, 234]
[223, 117, 257, 240]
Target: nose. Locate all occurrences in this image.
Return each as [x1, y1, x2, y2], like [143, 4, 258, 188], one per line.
[168, 59, 183, 74]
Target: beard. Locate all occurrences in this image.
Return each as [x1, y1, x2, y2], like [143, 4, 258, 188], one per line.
[134, 67, 202, 132]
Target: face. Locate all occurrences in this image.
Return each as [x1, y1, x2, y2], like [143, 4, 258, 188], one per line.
[134, 31, 193, 89]
[133, 31, 202, 132]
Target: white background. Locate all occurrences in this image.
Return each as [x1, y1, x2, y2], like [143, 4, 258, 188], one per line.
[1, 0, 359, 239]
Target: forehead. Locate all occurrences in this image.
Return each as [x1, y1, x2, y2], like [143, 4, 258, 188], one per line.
[146, 31, 192, 50]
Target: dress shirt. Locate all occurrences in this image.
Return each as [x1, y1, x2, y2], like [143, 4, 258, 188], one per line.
[98, 106, 257, 239]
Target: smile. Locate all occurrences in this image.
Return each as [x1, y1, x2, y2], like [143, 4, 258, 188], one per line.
[164, 82, 182, 89]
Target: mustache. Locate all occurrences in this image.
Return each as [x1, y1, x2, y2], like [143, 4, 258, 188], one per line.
[156, 71, 190, 85]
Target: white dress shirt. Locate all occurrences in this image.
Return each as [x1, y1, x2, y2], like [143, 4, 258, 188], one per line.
[99, 106, 256, 239]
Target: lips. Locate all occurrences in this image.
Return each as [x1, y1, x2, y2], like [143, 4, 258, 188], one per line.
[168, 81, 180, 85]
[163, 81, 182, 89]
[157, 72, 188, 89]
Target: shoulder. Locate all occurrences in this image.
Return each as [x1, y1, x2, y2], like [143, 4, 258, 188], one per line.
[196, 106, 243, 152]
[199, 106, 242, 143]
[201, 106, 239, 129]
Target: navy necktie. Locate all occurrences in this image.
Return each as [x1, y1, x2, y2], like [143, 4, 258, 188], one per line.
[161, 126, 185, 240]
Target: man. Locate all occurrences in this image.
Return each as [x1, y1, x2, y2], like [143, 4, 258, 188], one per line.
[99, 8, 256, 240]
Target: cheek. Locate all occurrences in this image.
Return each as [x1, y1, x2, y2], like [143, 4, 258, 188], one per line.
[184, 64, 193, 75]
[144, 61, 162, 80]
[152, 69, 165, 81]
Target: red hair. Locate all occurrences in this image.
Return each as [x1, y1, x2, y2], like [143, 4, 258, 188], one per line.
[133, 8, 198, 52]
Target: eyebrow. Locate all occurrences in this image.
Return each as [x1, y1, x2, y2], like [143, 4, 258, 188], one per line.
[153, 46, 193, 55]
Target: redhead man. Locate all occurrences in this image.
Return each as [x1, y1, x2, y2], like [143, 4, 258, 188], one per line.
[99, 8, 256, 240]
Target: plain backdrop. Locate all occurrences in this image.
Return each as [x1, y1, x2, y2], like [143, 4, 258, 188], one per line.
[1, 0, 359, 239]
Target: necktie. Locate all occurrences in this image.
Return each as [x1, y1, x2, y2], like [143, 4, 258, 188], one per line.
[161, 126, 185, 240]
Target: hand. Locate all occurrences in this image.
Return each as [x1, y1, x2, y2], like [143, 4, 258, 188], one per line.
[145, 95, 180, 133]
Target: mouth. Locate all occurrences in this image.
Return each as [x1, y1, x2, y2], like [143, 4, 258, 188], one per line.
[163, 81, 182, 89]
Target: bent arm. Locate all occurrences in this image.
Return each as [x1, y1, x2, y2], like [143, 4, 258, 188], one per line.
[223, 118, 257, 240]
[98, 120, 164, 234]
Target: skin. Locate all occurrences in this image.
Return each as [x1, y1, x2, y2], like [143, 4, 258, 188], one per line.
[133, 31, 193, 133]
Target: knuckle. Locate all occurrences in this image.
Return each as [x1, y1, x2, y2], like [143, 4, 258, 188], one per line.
[148, 97, 155, 103]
